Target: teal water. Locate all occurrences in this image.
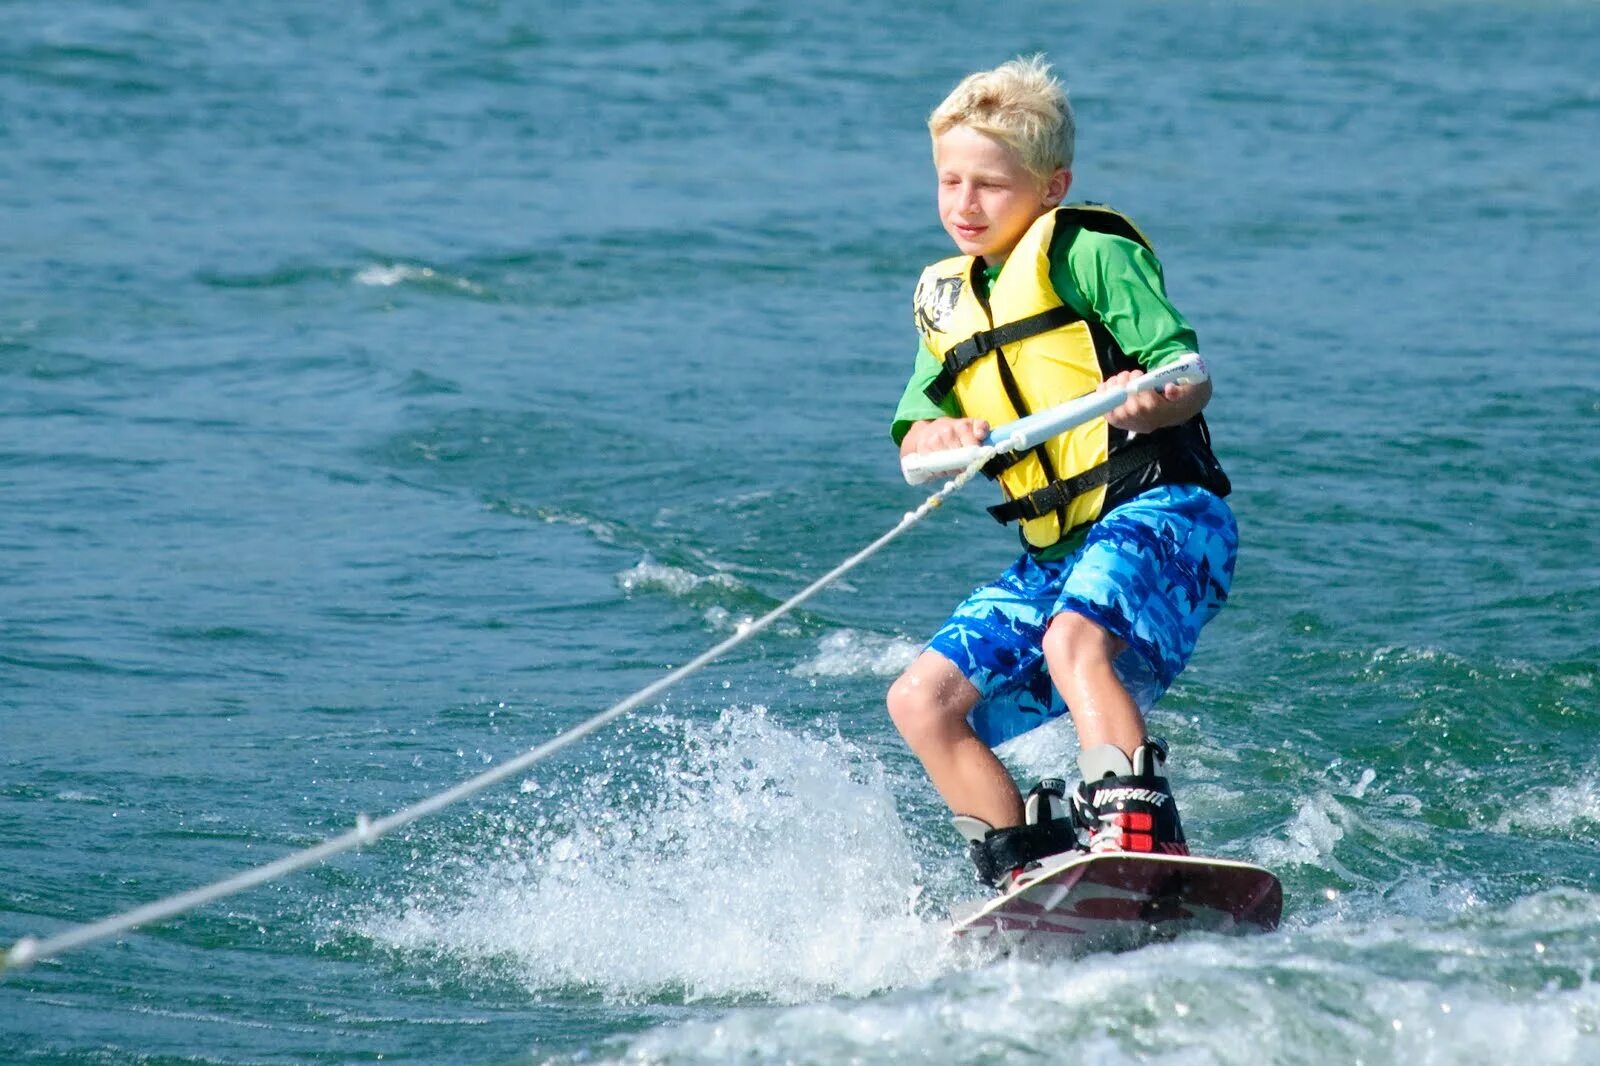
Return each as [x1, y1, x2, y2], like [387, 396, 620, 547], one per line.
[4, 0, 1599, 1062]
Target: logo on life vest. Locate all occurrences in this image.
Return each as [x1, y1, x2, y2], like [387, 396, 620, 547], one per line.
[914, 274, 964, 336]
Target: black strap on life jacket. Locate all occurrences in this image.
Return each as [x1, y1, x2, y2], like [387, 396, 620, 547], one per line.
[922, 305, 1082, 405]
[985, 439, 1165, 526]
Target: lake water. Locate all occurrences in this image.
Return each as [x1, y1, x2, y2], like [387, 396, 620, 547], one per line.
[4, 1, 1599, 1062]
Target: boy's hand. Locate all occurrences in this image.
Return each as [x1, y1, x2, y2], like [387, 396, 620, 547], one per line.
[1101, 370, 1212, 434]
[900, 416, 990, 457]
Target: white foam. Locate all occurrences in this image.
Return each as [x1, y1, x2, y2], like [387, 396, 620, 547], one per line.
[1252, 791, 1348, 869]
[602, 956, 1154, 1064]
[615, 558, 741, 598]
[568, 904, 1600, 1065]
[354, 264, 412, 287]
[995, 713, 1081, 781]
[526, 506, 621, 545]
[791, 630, 921, 679]
[1493, 777, 1600, 835]
[53, 790, 104, 803]
[354, 262, 484, 294]
[702, 605, 756, 634]
[363, 708, 949, 1003]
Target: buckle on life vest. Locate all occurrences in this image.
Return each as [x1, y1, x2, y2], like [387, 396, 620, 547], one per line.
[923, 305, 1083, 405]
[986, 439, 1164, 525]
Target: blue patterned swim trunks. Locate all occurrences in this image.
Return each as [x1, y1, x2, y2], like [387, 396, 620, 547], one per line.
[927, 485, 1238, 748]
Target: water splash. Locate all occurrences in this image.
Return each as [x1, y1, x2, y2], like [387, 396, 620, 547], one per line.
[1253, 792, 1351, 871]
[557, 900, 1600, 1065]
[616, 558, 741, 598]
[1493, 776, 1600, 836]
[792, 630, 921, 679]
[363, 708, 951, 1003]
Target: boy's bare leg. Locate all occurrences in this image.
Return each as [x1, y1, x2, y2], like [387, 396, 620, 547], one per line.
[887, 651, 1024, 829]
[1042, 611, 1146, 758]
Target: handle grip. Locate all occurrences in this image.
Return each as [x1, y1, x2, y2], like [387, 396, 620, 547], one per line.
[899, 354, 1208, 486]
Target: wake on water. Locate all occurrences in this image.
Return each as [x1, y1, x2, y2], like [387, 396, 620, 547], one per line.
[350, 594, 1600, 1061]
[356, 692, 1600, 1063]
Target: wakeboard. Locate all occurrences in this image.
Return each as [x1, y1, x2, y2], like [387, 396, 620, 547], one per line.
[949, 850, 1282, 957]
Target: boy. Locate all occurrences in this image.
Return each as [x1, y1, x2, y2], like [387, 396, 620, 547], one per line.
[887, 56, 1237, 889]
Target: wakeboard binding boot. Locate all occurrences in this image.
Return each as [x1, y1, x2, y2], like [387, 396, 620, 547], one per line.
[1072, 738, 1189, 855]
[953, 778, 1081, 890]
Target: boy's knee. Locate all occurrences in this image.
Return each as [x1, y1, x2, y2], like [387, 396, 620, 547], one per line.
[886, 666, 967, 748]
[1043, 611, 1122, 670]
[886, 672, 935, 743]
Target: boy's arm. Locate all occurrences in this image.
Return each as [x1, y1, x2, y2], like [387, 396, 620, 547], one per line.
[1098, 368, 1211, 435]
[1056, 231, 1210, 433]
[892, 341, 988, 453]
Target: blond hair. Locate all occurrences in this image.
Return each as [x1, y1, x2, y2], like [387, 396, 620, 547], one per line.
[928, 55, 1075, 179]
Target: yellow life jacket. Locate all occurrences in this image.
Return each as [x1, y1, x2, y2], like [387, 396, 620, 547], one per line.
[912, 204, 1229, 550]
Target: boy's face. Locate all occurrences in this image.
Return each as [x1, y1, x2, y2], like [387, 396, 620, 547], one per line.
[934, 125, 1070, 265]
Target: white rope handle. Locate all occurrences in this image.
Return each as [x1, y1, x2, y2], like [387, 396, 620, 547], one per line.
[900, 353, 1209, 485]
[1, 450, 997, 976]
